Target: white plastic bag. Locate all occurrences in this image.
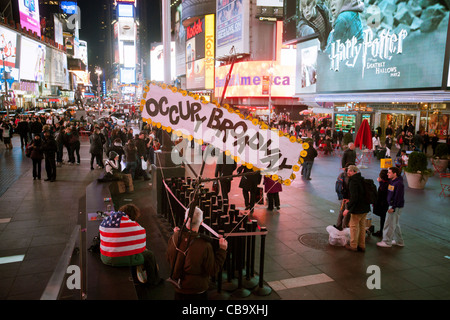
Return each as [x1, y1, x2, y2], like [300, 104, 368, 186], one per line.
[141, 159, 148, 170]
[326, 225, 350, 246]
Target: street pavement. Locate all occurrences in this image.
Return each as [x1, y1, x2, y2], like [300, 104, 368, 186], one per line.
[0, 131, 449, 301]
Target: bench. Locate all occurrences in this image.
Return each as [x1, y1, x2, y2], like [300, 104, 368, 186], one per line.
[84, 180, 138, 300]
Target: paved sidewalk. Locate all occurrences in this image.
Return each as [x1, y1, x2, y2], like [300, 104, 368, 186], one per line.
[179, 147, 450, 300]
[0, 134, 103, 299]
[0, 135, 449, 300]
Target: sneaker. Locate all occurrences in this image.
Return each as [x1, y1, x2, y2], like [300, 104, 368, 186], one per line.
[345, 244, 358, 252]
[392, 240, 404, 247]
[136, 265, 147, 284]
[372, 230, 382, 237]
[376, 241, 392, 248]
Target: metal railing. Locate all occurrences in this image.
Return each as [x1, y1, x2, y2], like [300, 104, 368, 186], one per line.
[40, 225, 83, 300]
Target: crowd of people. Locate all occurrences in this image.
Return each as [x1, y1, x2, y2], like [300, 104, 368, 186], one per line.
[0, 110, 165, 184]
[2, 109, 446, 300]
[333, 140, 406, 253]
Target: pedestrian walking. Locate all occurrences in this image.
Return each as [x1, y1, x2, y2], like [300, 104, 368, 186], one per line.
[123, 139, 138, 179]
[341, 142, 356, 169]
[343, 165, 371, 252]
[30, 135, 44, 180]
[89, 127, 105, 170]
[385, 134, 393, 158]
[16, 117, 29, 148]
[372, 169, 389, 237]
[41, 129, 57, 182]
[0, 121, 13, 149]
[302, 143, 318, 180]
[264, 176, 282, 211]
[334, 163, 353, 231]
[237, 165, 261, 211]
[377, 167, 405, 248]
[214, 152, 237, 202]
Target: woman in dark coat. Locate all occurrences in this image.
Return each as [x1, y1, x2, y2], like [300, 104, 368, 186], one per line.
[372, 169, 389, 237]
[237, 165, 262, 211]
[30, 135, 44, 180]
[89, 128, 105, 170]
[263, 176, 283, 211]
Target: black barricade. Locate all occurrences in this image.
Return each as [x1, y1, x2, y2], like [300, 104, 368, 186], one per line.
[160, 177, 271, 299]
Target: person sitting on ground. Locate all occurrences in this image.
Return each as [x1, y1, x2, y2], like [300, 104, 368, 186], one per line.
[98, 151, 121, 182]
[99, 204, 162, 286]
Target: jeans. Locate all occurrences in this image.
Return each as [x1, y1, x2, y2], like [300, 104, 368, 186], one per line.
[219, 179, 232, 202]
[45, 156, 57, 180]
[335, 201, 350, 230]
[267, 192, 280, 210]
[349, 213, 368, 249]
[303, 161, 314, 179]
[125, 161, 137, 179]
[242, 188, 258, 209]
[20, 134, 28, 148]
[57, 143, 64, 163]
[32, 159, 42, 179]
[69, 143, 81, 164]
[90, 153, 103, 169]
[382, 208, 404, 245]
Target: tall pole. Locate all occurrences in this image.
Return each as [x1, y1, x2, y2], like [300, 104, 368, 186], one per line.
[1, 50, 9, 119]
[268, 23, 276, 126]
[162, 0, 171, 85]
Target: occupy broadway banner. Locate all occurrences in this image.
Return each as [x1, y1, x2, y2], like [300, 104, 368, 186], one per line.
[140, 82, 308, 185]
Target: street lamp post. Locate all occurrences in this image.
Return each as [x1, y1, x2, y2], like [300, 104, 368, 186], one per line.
[0, 45, 10, 120]
[95, 67, 102, 116]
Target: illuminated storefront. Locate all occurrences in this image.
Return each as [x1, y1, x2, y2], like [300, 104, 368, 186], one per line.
[285, 0, 450, 137]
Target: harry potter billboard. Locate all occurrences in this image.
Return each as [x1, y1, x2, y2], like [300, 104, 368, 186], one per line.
[286, 0, 450, 94]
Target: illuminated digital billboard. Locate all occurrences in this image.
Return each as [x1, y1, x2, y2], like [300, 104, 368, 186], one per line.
[186, 14, 215, 90]
[18, 0, 41, 36]
[286, 0, 450, 93]
[117, 4, 134, 17]
[120, 68, 135, 84]
[216, 0, 249, 57]
[215, 60, 295, 97]
[20, 36, 46, 82]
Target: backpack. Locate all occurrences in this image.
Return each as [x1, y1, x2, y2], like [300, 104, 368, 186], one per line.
[363, 178, 378, 205]
[335, 172, 345, 200]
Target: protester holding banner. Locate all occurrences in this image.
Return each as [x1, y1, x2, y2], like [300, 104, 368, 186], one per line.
[214, 152, 237, 202]
[237, 164, 261, 211]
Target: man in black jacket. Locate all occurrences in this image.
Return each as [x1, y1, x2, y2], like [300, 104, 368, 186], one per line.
[16, 117, 30, 148]
[343, 165, 371, 252]
[341, 142, 356, 169]
[42, 130, 58, 182]
[30, 117, 43, 139]
[134, 132, 151, 180]
[214, 152, 237, 202]
[302, 143, 318, 180]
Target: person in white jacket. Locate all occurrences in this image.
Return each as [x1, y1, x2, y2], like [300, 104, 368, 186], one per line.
[372, 134, 381, 151]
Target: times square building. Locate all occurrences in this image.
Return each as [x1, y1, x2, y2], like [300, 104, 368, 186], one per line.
[166, 0, 449, 142]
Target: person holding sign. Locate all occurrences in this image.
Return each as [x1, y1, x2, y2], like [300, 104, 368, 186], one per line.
[214, 152, 237, 202]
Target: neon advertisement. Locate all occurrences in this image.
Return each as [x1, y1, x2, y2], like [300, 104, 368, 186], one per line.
[18, 0, 41, 37]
